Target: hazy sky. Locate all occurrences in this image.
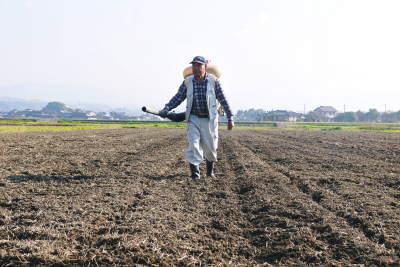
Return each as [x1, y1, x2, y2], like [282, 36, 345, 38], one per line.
[1, 0, 400, 113]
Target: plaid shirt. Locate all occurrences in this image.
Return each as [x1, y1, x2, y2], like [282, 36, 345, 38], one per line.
[164, 73, 233, 119]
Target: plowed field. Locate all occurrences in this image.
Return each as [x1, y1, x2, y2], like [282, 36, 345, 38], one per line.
[0, 128, 399, 265]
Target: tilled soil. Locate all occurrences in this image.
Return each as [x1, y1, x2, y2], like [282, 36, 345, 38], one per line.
[0, 128, 399, 265]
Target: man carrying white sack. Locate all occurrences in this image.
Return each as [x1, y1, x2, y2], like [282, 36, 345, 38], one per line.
[160, 56, 234, 179]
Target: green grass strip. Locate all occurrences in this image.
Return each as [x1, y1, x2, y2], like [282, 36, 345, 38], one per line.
[0, 125, 122, 133]
[0, 119, 57, 126]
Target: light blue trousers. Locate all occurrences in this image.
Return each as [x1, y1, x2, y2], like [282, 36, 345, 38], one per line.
[185, 114, 218, 165]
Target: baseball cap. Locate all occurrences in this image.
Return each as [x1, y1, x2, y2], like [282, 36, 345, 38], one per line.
[190, 56, 206, 65]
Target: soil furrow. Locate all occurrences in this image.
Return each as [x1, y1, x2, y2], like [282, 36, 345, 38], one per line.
[233, 130, 400, 259]
[225, 133, 399, 265]
[1, 128, 399, 265]
[264, 130, 400, 165]
[241, 131, 400, 198]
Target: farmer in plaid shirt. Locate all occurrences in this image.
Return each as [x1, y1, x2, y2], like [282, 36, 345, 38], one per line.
[160, 56, 234, 179]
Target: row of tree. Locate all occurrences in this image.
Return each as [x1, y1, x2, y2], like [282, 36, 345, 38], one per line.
[235, 108, 400, 123]
[332, 109, 400, 123]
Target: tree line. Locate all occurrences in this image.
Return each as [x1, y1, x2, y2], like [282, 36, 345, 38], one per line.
[331, 109, 400, 123]
[234, 108, 400, 123]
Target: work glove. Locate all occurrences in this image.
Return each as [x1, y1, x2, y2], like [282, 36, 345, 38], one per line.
[159, 108, 169, 118]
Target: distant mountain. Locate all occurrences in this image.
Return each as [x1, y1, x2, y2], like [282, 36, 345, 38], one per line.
[1, 100, 151, 121]
[0, 96, 142, 116]
[0, 97, 47, 112]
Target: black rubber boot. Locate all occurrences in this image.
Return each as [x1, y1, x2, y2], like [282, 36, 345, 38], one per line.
[189, 164, 200, 179]
[206, 160, 216, 178]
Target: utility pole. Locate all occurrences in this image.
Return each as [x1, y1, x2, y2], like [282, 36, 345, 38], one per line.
[303, 104, 306, 115]
[344, 104, 346, 113]
[385, 104, 387, 113]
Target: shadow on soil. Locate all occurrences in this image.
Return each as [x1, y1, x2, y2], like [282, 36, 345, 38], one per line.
[145, 174, 184, 181]
[6, 175, 102, 183]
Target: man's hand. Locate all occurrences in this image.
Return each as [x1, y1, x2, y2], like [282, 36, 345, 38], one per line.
[227, 120, 234, 130]
[159, 108, 169, 118]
